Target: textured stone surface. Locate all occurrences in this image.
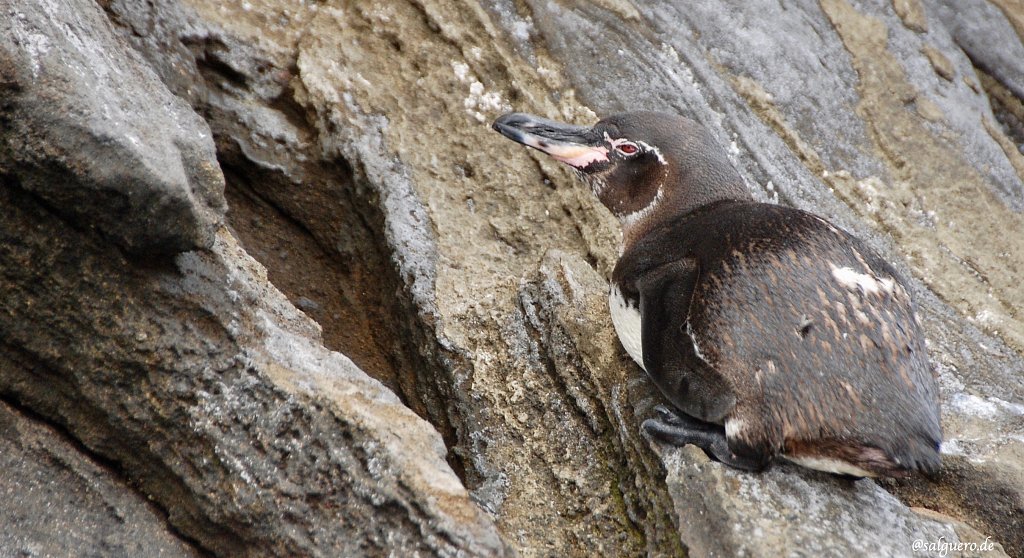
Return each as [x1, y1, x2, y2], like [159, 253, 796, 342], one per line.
[664, 446, 1008, 558]
[278, 1, 1024, 555]
[1, 0, 1023, 556]
[0, 0, 506, 555]
[0, 400, 202, 557]
[0, 0, 226, 254]
[0, 187, 507, 557]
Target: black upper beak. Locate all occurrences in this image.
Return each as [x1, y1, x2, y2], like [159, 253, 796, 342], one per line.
[492, 112, 609, 169]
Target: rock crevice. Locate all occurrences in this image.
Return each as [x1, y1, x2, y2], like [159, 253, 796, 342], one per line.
[1, 0, 1023, 556]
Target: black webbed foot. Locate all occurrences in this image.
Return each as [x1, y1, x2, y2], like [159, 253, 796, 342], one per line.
[642, 411, 768, 472]
[652, 404, 713, 429]
[651, 403, 716, 427]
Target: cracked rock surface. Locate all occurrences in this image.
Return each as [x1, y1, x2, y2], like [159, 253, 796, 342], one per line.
[0, 400, 203, 557]
[1, 0, 1023, 557]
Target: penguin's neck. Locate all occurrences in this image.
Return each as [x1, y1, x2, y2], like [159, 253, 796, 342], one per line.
[620, 166, 750, 252]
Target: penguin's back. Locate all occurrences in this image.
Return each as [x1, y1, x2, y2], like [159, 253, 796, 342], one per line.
[630, 201, 942, 475]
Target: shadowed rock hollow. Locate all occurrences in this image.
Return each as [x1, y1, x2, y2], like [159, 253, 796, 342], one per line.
[1, 0, 1022, 557]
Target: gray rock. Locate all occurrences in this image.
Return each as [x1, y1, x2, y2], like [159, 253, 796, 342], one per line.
[289, 0, 1023, 555]
[2, 0, 1023, 556]
[100, 0, 453, 434]
[290, 0, 1024, 555]
[931, 0, 1024, 100]
[0, 400, 202, 557]
[0, 0, 225, 254]
[0, 184, 507, 557]
[663, 446, 1001, 558]
[0, 0, 507, 555]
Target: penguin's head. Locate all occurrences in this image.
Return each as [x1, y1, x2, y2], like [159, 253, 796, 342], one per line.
[493, 111, 747, 231]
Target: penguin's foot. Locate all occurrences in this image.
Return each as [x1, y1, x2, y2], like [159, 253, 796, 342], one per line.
[648, 405, 722, 435]
[642, 414, 767, 472]
[652, 404, 706, 428]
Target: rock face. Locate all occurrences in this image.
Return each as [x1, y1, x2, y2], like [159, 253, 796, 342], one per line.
[0, 0, 505, 556]
[1, 0, 1022, 557]
[0, 400, 203, 557]
[0, 0, 225, 254]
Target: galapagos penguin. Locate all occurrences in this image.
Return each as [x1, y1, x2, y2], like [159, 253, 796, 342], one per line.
[492, 111, 942, 477]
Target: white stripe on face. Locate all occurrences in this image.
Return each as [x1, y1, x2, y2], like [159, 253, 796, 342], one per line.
[620, 185, 664, 227]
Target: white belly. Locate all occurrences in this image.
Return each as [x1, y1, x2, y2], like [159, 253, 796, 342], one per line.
[609, 284, 645, 370]
[783, 455, 875, 477]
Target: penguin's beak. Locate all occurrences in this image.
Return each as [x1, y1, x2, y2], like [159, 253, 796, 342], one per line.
[492, 112, 609, 170]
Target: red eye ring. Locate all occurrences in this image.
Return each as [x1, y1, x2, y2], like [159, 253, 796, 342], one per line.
[617, 143, 639, 155]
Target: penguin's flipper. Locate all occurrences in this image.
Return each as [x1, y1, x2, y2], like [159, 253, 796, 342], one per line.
[635, 259, 737, 425]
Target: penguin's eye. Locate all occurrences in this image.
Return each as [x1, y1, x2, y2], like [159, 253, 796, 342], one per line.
[616, 142, 639, 155]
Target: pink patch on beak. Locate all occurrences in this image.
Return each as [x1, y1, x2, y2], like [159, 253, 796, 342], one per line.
[547, 144, 610, 168]
[517, 133, 609, 169]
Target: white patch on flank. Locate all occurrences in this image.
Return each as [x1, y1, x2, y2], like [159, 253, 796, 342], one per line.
[783, 455, 875, 477]
[609, 284, 645, 370]
[725, 418, 745, 439]
[621, 186, 664, 228]
[829, 264, 895, 296]
[686, 320, 709, 364]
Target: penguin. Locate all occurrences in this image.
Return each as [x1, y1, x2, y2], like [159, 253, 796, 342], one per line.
[492, 111, 942, 477]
